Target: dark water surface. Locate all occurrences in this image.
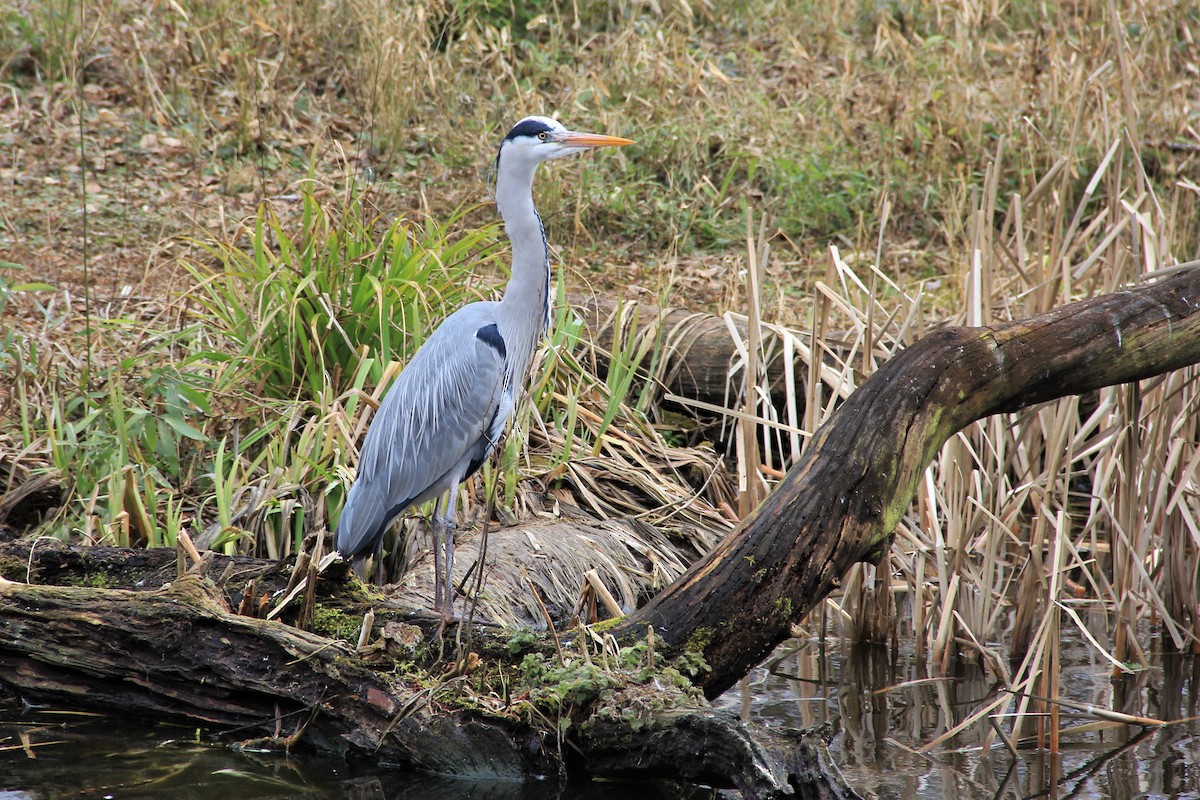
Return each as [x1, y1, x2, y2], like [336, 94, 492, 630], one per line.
[2, 630, 1196, 799]
[0, 711, 683, 799]
[712, 634, 1199, 800]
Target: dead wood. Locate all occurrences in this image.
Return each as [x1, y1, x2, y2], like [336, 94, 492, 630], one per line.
[0, 539, 855, 798]
[0, 538, 287, 596]
[611, 266, 1200, 698]
[0, 464, 62, 532]
[0, 572, 562, 778]
[576, 687, 859, 799]
[571, 294, 839, 417]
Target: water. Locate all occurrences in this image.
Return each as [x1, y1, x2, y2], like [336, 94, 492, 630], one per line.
[2, 631, 1196, 799]
[712, 635, 1199, 800]
[0, 711, 680, 799]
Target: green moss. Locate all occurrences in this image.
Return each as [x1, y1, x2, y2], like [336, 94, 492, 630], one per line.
[671, 649, 711, 681]
[67, 572, 114, 589]
[583, 617, 622, 635]
[517, 653, 618, 711]
[309, 605, 363, 642]
[506, 627, 540, 656]
[684, 626, 714, 656]
[774, 596, 793, 620]
[581, 673, 704, 737]
[0, 557, 28, 582]
[617, 640, 650, 668]
[503, 626, 713, 732]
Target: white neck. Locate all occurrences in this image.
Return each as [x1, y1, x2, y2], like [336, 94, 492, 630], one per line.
[493, 148, 551, 379]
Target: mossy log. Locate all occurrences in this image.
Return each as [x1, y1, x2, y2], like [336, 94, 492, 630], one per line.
[0, 538, 853, 798]
[2, 268, 1200, 796]
[0, 567, 556, 778]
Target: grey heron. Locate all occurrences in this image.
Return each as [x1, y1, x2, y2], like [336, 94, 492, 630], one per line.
[335, 116, 633, 613]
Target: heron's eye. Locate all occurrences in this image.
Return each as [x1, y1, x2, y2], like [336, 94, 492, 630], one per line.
[537, 132, 548, 141]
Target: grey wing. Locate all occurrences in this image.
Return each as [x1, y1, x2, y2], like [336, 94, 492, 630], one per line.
[335, 305, 509, 558]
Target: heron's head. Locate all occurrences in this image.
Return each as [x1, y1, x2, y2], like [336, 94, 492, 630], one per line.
[497, 116, 633, 167]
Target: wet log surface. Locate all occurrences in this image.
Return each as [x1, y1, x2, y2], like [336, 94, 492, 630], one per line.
[3, 268, 1200, 796]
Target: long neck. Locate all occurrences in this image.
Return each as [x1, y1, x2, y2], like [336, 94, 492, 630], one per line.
[494, 154, 551, 372]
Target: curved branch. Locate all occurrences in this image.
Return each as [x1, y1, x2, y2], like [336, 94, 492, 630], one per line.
[614, 268, 1200, 698]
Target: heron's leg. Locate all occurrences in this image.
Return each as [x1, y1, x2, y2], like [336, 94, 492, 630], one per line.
[441, 488, 461, 616]
[443, 518, 457, 614]
[372, 533, 386, 587]
[352, 556, 370, 583]
[431, 513, 445, 612]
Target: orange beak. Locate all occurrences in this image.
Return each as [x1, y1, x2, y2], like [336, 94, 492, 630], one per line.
[556, 131, 635, 148]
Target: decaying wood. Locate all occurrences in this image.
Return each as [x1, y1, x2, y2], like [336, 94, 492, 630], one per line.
[0, 572, 559, 778]
[0, 539, 853, 798]
[2, 268, 1199, 796]
[0, 539, 286, 596]
[612, 266, 1200, 698]
[576, 689, 860, 799]
[0, 469, 61, 531]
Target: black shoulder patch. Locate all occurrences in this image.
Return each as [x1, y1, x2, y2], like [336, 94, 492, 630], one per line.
[504, 117, 553, 142]
[476, 323, 506, 359]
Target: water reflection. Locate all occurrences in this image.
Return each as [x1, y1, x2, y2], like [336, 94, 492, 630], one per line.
[2, 638, 1195, 799]
[0, 711, 695, 800]
[713, 636, 1198, 800]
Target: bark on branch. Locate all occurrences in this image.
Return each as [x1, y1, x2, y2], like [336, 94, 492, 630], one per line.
[613, 267, 1200, 697]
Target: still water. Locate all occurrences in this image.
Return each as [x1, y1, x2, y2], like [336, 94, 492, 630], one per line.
[713, 636, 1199, 799]
[2, 632, 1196, 799]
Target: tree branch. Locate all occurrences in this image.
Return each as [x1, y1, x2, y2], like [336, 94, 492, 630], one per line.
[614, 268, 1200, 698]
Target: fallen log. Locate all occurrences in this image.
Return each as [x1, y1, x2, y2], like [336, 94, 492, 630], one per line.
[1, 267, 1199, 795]
[611, 265, 1200, 697]
[571, 295, 795, 410]
[0, 538, 853, 798]
[0, 571, 558, 777]
[571, 294, 843, 425]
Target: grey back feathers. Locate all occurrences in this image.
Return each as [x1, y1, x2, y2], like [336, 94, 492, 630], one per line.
[335, 304, 508, 559]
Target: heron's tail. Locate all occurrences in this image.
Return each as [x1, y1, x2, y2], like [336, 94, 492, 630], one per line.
[334, 482, 391, 558]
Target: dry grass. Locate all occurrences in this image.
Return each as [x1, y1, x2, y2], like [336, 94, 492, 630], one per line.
[766, 137, 1200, 753]
[384, 517, 707, 628]
[2, 0, 1199, 760]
